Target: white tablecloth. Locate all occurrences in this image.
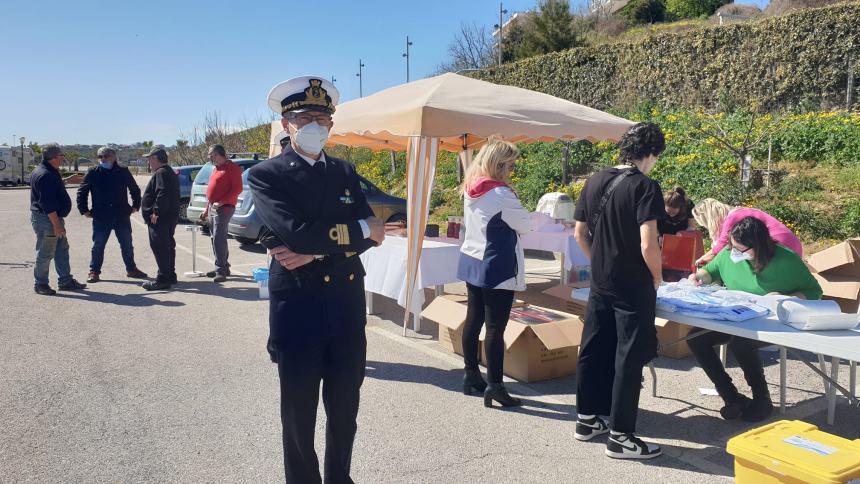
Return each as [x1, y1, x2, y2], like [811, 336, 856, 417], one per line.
[360, 236, 462, 314]
[520, 229, 589, 270]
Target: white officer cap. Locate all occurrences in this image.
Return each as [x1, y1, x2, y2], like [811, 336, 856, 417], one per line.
[267, 76, 339, 116]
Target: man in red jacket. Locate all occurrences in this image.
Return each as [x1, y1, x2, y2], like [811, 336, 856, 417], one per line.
[201, 144, 243, 282]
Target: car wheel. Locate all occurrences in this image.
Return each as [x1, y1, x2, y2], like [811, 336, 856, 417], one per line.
[179, 199, 190, 222]
[386, 214, 407, 227]
[235, 236, 258, 245]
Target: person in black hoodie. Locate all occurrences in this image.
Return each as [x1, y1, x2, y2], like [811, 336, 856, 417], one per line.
[29, 144, 87, 295]
[140, 145, 180, 291]
[77, 146, 148, 283]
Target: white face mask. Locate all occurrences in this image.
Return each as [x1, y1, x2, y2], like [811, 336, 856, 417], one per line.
[730, 248, 754, 264]
[293, 121, 329, 155]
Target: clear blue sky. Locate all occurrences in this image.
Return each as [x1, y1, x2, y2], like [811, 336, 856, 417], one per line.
[2, 0, 768, 147]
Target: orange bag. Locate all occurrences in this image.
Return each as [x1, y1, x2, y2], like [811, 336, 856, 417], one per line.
[661, 231, 705, 273]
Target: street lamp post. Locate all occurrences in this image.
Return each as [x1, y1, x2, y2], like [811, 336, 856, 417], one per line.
[331, 75, 337, 84]
[402, 35, 413, 82]
[19, 137, 25, 185]
[356, 59, 365, 97]
[494, 3, 508, 67]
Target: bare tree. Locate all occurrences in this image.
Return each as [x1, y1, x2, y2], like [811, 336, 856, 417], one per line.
[435, 22, 496, 74]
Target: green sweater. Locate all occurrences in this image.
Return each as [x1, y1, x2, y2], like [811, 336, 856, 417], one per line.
[704, 244, 823, 300]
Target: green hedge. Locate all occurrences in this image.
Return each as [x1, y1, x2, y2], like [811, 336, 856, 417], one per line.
[472, 2, 860, 112]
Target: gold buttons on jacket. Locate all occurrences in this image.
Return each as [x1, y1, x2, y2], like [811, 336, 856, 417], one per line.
[349, 273, 355, 281]
[324, 275, 331, 283]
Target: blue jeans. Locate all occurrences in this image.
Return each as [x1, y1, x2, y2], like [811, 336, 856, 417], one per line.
[90, 217, 137, 273]
[31, 212, 72, 286]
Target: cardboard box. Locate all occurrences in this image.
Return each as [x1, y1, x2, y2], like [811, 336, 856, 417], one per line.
[422, 294, 470, 355]
[812, 272, 860, 302]
[480, 305, 584, 383]
[655, 317, 692, 359]
[542, 283, 692, 359]
[808, 238, 860, 277]
[542, 282, 590, 317]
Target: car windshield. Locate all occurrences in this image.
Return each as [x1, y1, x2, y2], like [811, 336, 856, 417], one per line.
[194, 160, 258, 185]
[194, 163, 214, 185]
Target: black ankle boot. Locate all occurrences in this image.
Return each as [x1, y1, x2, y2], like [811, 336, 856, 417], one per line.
[719, 394, 752, 420]
[484, 384, 522, 408]
[742, 390, 773, 422]
[463, 369, 487, 395]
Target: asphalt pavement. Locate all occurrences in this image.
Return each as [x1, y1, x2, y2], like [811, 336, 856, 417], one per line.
[1, 181, 858, 483]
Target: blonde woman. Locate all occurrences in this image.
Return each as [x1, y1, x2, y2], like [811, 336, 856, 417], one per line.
[457, 139, 531, 408]
[692, 199, 802, 266]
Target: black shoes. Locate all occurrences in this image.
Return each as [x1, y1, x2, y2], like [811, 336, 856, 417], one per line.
[142, 280, 172, 291]
[34, 284, 56, 296]
[575, 416, 610, 441]
[742, 395, 774, 422]
[126, 268, 148, 279]
[605, 433, 662, 460]
[206, 270, 230, 278]
[483, 384, 522, 408]
[463, 369, 488, 395]
[719, 394, 753, 420]
[213, 273, 227, 283]
[58, 279, 87, 291]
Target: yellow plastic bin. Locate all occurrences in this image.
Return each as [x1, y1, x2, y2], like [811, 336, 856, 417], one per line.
[727, 420, 860, 483]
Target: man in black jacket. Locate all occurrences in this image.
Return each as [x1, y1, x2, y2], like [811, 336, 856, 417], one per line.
[248, 76, 384, 483]
[77, 146, 148, 283]
[140, 145, 180, 291]
[29, 144, 87, 295]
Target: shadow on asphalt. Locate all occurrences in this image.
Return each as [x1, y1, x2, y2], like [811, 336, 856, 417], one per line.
[50, 279, 261, 304]
[53, 291, 185, 307]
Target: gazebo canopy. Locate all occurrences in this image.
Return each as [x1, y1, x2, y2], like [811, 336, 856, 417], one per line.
[329, 72, 633, 152]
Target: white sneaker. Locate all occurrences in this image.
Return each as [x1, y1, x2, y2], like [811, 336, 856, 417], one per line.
[605, 433, 662, 460]
[575, 416, 609, 441]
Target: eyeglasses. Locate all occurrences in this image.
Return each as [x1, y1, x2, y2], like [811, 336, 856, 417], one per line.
[731, 244, 752, 253]
[289, 113, 333, 125]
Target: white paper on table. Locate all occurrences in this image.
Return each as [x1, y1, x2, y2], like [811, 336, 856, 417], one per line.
[776, 299, 842, 323]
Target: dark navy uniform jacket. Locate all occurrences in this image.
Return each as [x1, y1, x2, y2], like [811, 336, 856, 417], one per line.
[247, 146, 376, 361]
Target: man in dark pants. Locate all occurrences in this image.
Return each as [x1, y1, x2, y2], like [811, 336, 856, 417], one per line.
[77, 146, 148, 282]
[248, 76, 385, 484]
[29, 144, 87, 295]
[140, 145, 180, 291]
[572, 123, 667, 460]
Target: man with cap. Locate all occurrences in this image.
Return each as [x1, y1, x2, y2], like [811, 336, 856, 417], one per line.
[30, 143, 88, 295]
[140, 145, 180, 291]
[77, 146, 148, 283]
[247, 76, 385, 484]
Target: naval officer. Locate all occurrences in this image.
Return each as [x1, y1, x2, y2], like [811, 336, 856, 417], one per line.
[247, 76, 385, 484]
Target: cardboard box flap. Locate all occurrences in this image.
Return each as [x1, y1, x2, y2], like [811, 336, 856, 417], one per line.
[530, 319, 583, 350]
[809, 239, 860, 276]
[812, 273, 860, 301]
[502, 321, 530, 349]
[654, 316, 672, 327]
[421, 296, 467, 331]
[543, 285, 574, 301]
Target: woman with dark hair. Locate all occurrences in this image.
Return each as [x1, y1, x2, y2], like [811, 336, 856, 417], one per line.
[572, 122, 666, 460]
[658, 186, 695, 235]
[688, 216, 822, 422]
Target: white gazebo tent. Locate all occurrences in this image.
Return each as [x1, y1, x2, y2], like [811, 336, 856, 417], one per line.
[327, 73, 634, 333]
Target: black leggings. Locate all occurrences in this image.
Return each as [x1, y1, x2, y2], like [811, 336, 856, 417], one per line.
[461, 283, 515, 384]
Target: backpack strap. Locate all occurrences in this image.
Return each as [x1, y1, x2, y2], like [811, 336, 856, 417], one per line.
[588, 169, 635, 237]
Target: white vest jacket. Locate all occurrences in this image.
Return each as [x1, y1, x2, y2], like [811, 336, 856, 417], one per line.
[457, 182, 532, 291]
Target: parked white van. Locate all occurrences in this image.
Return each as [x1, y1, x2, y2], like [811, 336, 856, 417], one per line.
[0, 146, 36, 186]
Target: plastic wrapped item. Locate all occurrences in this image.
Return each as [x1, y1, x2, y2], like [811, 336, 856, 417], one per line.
[536, 192, 575, 221]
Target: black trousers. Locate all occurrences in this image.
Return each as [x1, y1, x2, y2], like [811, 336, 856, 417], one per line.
[277, 331, 366, 484]
[687, 330, 769, 402]
[576, 288, 658, 433]
[147, 220, 177, 282]
[461, 283, 515, 384]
